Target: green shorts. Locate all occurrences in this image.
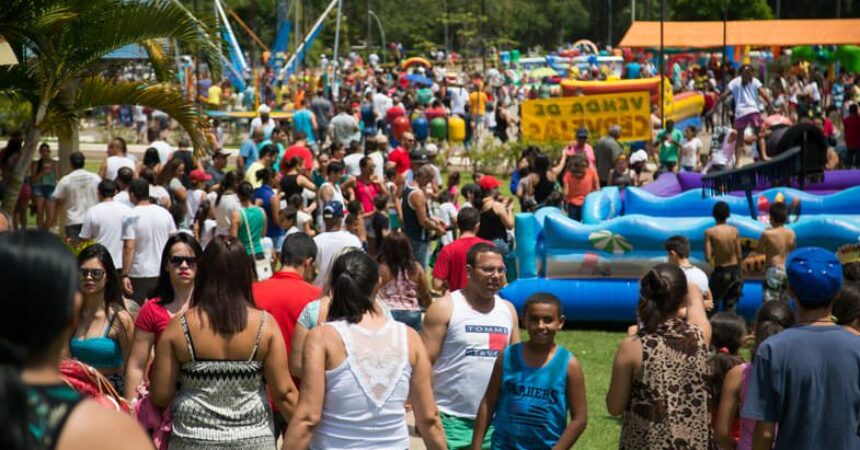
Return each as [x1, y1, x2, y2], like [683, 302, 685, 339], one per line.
[441, 412, 493, 450]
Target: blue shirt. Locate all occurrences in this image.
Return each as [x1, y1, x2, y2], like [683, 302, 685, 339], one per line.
[292, 109, 316, 144]
[742, 325, 860, 450]
[254, 185, 283, 240]
[491, 343, 571, 450]
[240, 138, 259, 167]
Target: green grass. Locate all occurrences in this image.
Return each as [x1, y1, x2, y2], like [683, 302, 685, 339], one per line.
[543, 328, 625, 449]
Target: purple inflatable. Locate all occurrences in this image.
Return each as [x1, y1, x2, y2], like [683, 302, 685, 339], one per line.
[641, 170, 860, 197]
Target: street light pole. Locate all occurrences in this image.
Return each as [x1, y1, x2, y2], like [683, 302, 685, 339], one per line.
[608, 0, 613, 46]
[442, 0, 449, 58]
[368, 10, 386, 63]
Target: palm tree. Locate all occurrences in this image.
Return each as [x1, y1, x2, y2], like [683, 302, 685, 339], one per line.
[0, 0, 222, 214]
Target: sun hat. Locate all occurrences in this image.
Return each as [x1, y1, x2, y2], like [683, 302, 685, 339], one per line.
[478, 175, 501, 191]
[258, 104, 271, 114]
[629, 149, 648, 165]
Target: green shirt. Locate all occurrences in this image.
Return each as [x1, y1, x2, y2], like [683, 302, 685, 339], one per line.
[239, 206, 265, 256]
[657, 129, 683, 163]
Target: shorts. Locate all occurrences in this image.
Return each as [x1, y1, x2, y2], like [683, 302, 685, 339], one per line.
[411, 239, 431, 268]
[31, 184, 55, 198]
[709, 265, 743, 311]
[763, 266, 789, 302]
[440, 412, 492, 450]
[734, 112, 763, 132]
[390, 309, 422, 331]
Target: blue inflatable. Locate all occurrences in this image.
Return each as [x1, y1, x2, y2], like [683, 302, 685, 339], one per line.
[503, 207, 860, 322]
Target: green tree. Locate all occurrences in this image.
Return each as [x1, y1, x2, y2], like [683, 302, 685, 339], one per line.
[668, 0, 773, 20]
[0, 0, 220, 214]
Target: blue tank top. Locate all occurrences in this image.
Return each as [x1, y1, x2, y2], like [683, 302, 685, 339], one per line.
[401, 186, 427, 243]
[491, 343, 571, 450]
[69, 313, 124, 369]
[292, 109, 316, 144]
[254, 185, 284, 240]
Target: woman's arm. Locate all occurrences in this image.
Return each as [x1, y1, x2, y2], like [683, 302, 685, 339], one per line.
[173, 184, 188, 203]
[554, 355, 588, 450]
[470, 352, 504, 450]
[408, 329, 447, 450]
[283, 327, 330, 450]
[685, 283, 712, 345]
[230, 209, 241, 238]
[262, 315, 299, 422]
[114, 310, 135, 370]
[270, 191, 283, 229]
[258, 207, 267, 238]
[414, 264, 433, 309]
[606, 337, 638, 416]
[550, 152, 568, 178]
[149, 321, 181, 408]
[289, 323, 309, 378]
[123, 329, 156, 400]
[298, 175, 317, 191]
[715, 364, 744, 450]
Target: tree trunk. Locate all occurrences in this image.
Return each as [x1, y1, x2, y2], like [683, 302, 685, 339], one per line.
[57, 127, 80, 177]
[1, 123, 42, 214]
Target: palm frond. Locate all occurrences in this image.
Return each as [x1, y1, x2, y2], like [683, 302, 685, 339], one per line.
[60, 0, 221, 82]
[73, 77, 211, 157]
[142, 39, 175, 82]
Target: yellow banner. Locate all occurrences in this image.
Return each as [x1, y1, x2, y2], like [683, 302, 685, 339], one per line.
[521, 91, 651, 143]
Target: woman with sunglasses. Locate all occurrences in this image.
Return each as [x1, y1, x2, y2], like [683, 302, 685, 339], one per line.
[72, 244, 134, 392]
[124, 234, 202, 400]
[151, 236, 297, 449]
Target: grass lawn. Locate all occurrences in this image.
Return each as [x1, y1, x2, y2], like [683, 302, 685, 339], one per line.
[540, 328, 625, 449]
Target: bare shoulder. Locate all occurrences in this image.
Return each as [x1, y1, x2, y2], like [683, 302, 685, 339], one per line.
[59, 400, 153, 450]
[424, 294, 454, 324]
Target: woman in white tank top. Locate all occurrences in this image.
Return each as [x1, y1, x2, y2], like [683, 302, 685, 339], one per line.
[284, 251, 447, 450]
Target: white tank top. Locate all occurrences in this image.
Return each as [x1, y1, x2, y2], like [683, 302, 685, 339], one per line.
[311, 320, 411, 450]
[317, 182, 345, 232]
[432, 290, 515, 418]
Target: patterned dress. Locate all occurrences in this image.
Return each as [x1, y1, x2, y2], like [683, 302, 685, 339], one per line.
[169, 312, 275, 450]
[619, 318, 715, 450]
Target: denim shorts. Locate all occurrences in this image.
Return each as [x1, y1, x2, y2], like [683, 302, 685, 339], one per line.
[390, 309, 423, 331]
[32, 184, 55, 198]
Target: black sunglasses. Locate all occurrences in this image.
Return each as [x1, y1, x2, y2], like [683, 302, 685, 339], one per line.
[79, 268, 106, 281]
[169, 256, 197, 267]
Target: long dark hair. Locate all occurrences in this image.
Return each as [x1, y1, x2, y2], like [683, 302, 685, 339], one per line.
[152, 234, 203, 305]
[834, 283, 860, 327]
[157, 158, 184, 186]
[216, 170, 240, 206]
[752, 301, 795, 360]
[638, 263, 688, 333]
[377, 231, 417, 280]
[328, 251, 380, 324]
[0, 231, 78, 450]
[191, 236, 255, 334]
[77, 244, 125, 315]
[708, 312, 746, 407]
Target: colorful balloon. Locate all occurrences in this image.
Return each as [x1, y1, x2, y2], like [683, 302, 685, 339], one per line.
[448, 115, 466, 143]
[392, 116, 410, 141]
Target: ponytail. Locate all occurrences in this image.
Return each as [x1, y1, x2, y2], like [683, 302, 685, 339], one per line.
[752, 301, 795, 360]
[638, 264, 688, 333]
[326, 251, 379, 324]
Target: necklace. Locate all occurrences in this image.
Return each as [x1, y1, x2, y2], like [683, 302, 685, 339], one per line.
[795, 318, 835, 326]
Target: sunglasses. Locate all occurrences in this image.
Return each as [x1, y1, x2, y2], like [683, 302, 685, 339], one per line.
[79, 268, 106, 281]
[169, 256, 197, 267]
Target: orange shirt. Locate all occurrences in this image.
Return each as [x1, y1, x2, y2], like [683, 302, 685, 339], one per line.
[469, 91, 488, 116]
[563, 168, 598, 206]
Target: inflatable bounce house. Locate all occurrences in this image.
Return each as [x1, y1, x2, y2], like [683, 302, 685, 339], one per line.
[501, 126, 860, 322]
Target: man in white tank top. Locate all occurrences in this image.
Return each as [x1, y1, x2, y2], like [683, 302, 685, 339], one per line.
[421, 243, 519, 449]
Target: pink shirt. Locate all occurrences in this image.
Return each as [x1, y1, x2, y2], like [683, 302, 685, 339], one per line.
[355, 178, 382, 214]
[566, 143, 596, 168]
[134, 298, 172, 343]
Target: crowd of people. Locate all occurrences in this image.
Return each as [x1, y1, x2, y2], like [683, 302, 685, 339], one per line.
[1, 44, 860, 450]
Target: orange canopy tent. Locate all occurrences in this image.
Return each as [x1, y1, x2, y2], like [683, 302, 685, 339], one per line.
[619, 19, 860, 48]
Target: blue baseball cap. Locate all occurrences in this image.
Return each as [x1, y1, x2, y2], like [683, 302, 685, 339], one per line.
[787, 247, 843, 306]
[322, 200, 344, 219]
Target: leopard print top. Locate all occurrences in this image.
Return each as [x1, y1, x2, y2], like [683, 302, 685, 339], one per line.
[620, 318, 716, 450]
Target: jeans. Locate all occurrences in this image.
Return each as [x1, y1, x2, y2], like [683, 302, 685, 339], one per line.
[847, 148, 860, 169]
[391, 309, 423, 331]
[411, 239, 431, 268]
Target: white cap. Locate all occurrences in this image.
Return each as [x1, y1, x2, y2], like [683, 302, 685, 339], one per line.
[424, 143, 439, 156]
[629, 149, 648, 165]
[258, 104, 271, 114]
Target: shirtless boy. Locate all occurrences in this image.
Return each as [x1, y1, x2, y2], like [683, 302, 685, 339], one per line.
[758, 202, 796, 302]
[705, 202, 743, 313]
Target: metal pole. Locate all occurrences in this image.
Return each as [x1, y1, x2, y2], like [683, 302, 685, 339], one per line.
[722, 0, 727, 125]
[659, 0, 664, 125]
[332, 0, 343, 100]
[776, 0, 781, 18]
[631, 0, 636, 22]
[443, 0, 449, 58]
[369, 10, 386, 63]
[837, 0, 842, 18]
[367, 0, 371, 49]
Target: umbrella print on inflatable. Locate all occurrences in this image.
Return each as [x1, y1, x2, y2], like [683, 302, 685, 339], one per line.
[588, 230, 633, 255]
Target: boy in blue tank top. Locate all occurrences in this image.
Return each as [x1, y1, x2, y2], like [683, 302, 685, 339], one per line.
[470, 293, 588, 450]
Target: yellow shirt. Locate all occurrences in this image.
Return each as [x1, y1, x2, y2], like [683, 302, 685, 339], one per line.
[207, 84, 222, 106]
[469, 91, 488, 116]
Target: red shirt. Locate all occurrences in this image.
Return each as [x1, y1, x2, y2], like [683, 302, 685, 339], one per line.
[388, 147, 412, 174]
[845, 114, 860, 150]
[425, 107, 447, 121]
[284, 144, 313, 172]
[433, 236, 492, 291]
[135, 298, 172, 343]
[564, 168, 598, 206]
[386, 105, 405, 123]
[253, 271, 321, 357]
